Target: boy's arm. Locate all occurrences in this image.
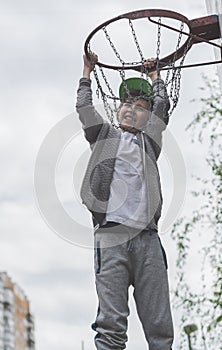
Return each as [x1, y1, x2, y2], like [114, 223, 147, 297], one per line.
[76, 53, 104, 145]
[151, 76, 170, 125]
[144, 61, 170, 159]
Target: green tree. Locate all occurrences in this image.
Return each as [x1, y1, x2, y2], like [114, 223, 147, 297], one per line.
[171, 75, 222, 349]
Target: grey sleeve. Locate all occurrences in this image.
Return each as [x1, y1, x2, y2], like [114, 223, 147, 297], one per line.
[145, 78, 170, 159]
[76, 77, 104, 145]
[152, 78, 170, 125]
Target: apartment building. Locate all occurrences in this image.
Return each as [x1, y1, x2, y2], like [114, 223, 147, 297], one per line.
[0, 272, 35, 350]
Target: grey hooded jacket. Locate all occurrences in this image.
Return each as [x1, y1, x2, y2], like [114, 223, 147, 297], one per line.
[76, 77, 170, 231]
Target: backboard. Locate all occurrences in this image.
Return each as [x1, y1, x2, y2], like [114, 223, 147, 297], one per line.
[205, 0, 222, 92]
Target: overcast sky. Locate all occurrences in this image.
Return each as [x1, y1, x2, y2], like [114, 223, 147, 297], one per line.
[0, 0, 221, 349]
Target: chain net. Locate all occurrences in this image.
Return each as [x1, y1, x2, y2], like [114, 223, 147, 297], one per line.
[88, 17, 192, 128]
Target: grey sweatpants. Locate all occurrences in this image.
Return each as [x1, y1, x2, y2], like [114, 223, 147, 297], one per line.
[92, 223, 174, 350]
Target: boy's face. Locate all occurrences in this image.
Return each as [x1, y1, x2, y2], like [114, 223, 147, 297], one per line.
[118, 98, 151, 133]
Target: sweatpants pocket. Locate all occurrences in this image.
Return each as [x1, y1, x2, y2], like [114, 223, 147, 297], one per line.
[95, 241, 101, 274]
[158, 237, 168, 270]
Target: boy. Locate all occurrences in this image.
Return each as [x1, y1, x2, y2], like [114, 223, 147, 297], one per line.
[76, 53, 174, 350]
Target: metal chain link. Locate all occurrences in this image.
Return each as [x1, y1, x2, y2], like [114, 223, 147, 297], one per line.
[169, 22, 185, 96]
[155, 20, 191, 116]
[156, 18, 161, 64]
[155, 18, 162, 95]
[93, 65, 119, 128]
[98, 65, 119, 116]
[165, 21, 185, 86]
[98, 66, 118, 100]
[129, 19, 145, 63]
[168, 36, 192, 115]
[103, 26, 125, 65]
[128, 19, 150, 95]
[87, 43, 119, 127]
[103, 25, 145, 66]
[118, 66, 132, 101]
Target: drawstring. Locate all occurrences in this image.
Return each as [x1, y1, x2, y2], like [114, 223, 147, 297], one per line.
[127, 239, 134, 251]
[141, 132, 146, 176]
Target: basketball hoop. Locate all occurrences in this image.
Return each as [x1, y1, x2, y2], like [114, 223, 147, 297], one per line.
[84, 9, 222, 124]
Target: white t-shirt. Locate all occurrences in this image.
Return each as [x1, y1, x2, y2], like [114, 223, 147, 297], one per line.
[105, 131, 148, 229]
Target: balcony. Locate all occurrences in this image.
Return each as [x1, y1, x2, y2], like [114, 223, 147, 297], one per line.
[26, 313, 34, 324]
[0, 291, 3, 304]
[26, 313, 34, 330]
[27, 337, 35, 347]
[3, 289, 14, 306]
[3, 331, 14, 348]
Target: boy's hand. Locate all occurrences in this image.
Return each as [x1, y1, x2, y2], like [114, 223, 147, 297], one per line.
[83, 52, 98, 79]
[144, 58, 161, 82]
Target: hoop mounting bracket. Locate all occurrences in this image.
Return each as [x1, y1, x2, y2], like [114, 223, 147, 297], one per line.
[190, 15, 221, 42]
